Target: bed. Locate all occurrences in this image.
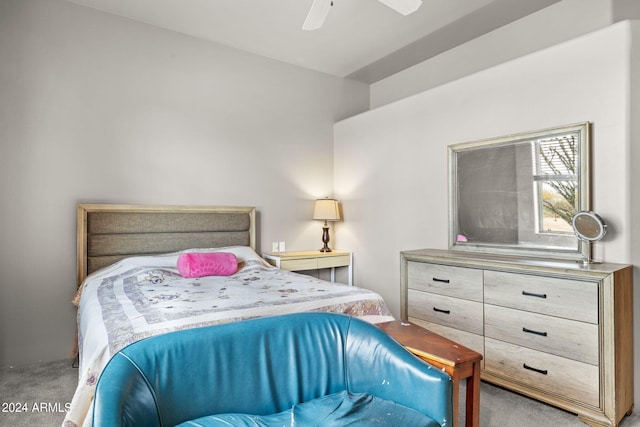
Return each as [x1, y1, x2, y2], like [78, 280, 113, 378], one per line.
[64, 204, 394, 427]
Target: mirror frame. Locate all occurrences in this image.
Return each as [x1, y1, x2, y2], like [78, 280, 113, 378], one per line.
[448, 122, 591, 260]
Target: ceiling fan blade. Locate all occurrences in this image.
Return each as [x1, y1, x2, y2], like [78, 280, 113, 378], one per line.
[303, 0, 333, 31]
[377, 0, 422, 15]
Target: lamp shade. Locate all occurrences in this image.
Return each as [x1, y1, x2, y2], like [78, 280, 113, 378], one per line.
[313, 199, 340, 221]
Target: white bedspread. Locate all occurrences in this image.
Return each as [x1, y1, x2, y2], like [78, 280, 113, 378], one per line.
[62, 246, 394, 427]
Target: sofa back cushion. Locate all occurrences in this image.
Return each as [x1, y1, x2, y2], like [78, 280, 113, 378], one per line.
[94, 313, 352, 426]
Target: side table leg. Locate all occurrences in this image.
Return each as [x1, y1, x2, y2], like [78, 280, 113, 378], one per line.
[452, 374, 460, 427]
[465, 361, 481, 427]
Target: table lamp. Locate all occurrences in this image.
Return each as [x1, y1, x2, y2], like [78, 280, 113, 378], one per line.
[313, 198, 340, 252]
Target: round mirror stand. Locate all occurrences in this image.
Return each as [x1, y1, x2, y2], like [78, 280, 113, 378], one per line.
[572, 211, 607, 265]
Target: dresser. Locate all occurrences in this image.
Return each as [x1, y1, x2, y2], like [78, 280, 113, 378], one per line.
[400, 249, 633, 427]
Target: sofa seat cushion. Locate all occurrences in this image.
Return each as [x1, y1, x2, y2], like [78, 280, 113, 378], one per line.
[177, 391, 441, 427]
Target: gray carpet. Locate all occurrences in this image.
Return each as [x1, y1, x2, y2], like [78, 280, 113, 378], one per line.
[1, 358, 639, 426]
[1, 359, 77, 427]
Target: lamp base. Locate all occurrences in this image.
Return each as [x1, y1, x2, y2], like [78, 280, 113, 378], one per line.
[319, 225, 332, 252]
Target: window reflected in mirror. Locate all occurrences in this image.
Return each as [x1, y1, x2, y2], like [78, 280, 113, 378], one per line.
[534, 133, 578, 234]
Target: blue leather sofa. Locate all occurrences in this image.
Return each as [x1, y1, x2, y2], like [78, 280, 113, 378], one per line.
[92, 313, 453, 427]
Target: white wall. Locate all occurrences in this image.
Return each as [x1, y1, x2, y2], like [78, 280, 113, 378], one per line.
[0, 0, 369, 367]
[370, 0, 614, 108]
[335, 21, 638, 407]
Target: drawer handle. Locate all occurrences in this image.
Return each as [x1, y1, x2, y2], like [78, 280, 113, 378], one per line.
[432, 277, 450, 284]
[433, 307, 451, 315]
[523, 327, 548, 337]
[522, 290, 547, 299]
[523, 363, 548, 375]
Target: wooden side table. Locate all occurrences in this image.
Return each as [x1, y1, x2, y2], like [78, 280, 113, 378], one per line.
[262, 250, 353, 285]
[378, 320, 482, 427]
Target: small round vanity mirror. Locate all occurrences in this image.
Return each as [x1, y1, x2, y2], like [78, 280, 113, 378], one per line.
[572, 211, 607, 242]
[572, 211, 606, 265]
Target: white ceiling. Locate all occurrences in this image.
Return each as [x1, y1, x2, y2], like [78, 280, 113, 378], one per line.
[66, 0, 561, 83]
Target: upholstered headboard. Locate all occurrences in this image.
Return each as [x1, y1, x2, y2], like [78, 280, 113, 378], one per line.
[76, 204, 256, 288]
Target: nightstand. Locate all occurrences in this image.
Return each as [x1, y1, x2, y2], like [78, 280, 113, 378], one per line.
[262, 250, 353, 286]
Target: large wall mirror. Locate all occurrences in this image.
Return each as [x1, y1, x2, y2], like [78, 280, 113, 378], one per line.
[449, 122, 590, 260]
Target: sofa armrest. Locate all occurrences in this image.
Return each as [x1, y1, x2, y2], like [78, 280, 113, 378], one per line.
[345, 318, 453, 426]
[92, 353, 161, 427]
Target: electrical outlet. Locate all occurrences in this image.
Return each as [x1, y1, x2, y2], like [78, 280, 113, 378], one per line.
[278, 242, 286, 253]
[272, 242, 279, 252]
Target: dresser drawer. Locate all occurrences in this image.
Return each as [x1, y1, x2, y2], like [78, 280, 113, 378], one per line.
[408, 290, 483, 334]
[484, 271, 598, 323]
[485, 304, 598, 365]
[485, 338, 599, 407]
[407, 262, 483, 302]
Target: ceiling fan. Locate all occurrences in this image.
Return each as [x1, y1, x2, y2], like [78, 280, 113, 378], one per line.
[303, 0, 423, 30]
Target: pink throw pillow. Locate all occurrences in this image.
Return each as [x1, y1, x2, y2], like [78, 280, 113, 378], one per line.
[177, 252, 238, 278]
